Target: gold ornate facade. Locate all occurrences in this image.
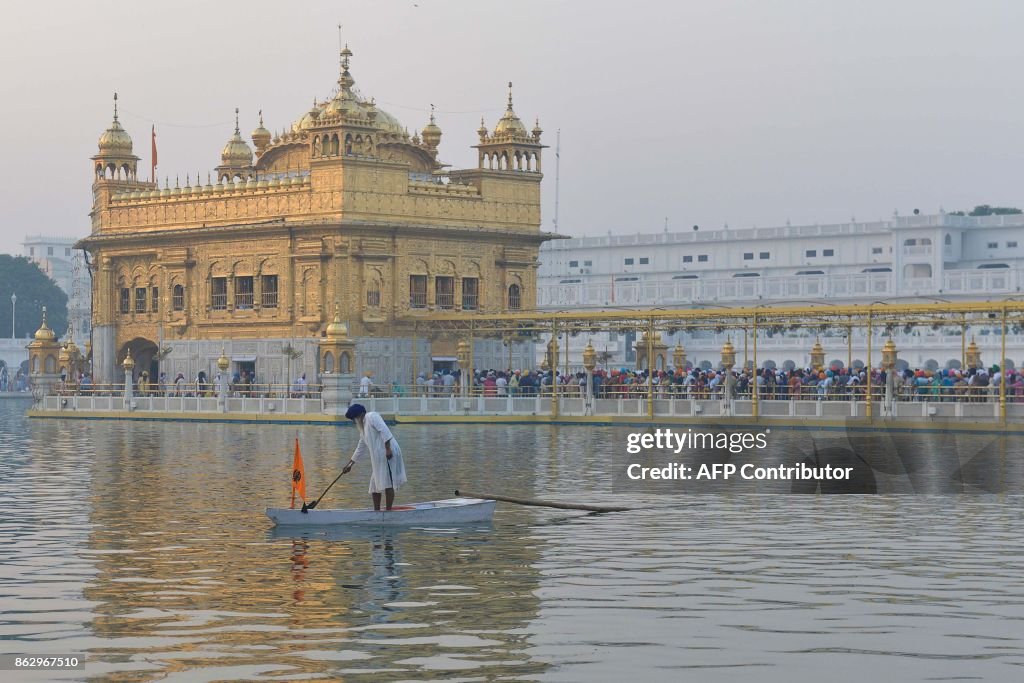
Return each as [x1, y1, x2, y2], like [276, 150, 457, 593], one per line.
[81, 46, 554, 384]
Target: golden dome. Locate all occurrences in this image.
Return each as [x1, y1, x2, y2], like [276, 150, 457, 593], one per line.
[326, 305, 347, 338]
[221, 109, 254, 166]
[293, 100, 322, 132]
[251, 110, 271, 147]
[317, 45, 406, 136]
[98, 93, 133, 155]
[34, 307, 57, 341]
[493, 82, 527, 136]
[421, 106, 442, 148]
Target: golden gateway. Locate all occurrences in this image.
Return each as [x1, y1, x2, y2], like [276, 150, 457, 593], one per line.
[80, 45, 557, 386]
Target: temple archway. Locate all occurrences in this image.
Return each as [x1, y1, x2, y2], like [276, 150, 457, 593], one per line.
[118, 338, 160, 385]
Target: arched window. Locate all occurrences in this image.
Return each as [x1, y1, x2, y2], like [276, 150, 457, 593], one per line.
[945, 233, 952, 245]
[323, 351, 334, 373]
[331, 134, 339, 155]
[340, 351, 351, 374]
[45, 356, 55, 374]
[508, 283, 521, 311]
[313, 136, 321, 157]
[366, 279, 381, 308]
[920, 238, 932, 246]
[32, 356, 38, 373]
[173, 284, 185, 311]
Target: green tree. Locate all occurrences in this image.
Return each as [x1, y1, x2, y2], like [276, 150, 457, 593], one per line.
[0, 255, 68, 339]
[951, 205, 1024, 217]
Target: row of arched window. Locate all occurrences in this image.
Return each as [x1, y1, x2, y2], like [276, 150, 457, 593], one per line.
[480, 150, 539, 171]
[117, 285, 186, 315]
[313, 133, 374, 157]
[95, 163, 136, 181]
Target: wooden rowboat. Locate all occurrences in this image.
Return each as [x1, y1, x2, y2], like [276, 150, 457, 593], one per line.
[266, 497, 496, 527]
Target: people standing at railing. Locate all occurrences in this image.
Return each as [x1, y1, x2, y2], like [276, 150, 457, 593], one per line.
[508, 371, 520, 396]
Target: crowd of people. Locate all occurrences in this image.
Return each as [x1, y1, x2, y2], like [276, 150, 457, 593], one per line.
[0, 369, 28, 393]
[39, 363, 1022, 404]
[398, 364, 1020, 403]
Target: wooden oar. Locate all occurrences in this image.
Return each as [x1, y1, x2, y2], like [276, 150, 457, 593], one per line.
[302, 470, 348, 513]
[454, 490, 632, 513]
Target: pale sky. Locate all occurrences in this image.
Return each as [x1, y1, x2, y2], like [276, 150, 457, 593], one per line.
[1, 0, 1022, 254]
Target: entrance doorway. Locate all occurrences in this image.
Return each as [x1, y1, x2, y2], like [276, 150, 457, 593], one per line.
[231, 359, 257, 394]
[431, 357, 457, 375]
[118, 338, 159, 390]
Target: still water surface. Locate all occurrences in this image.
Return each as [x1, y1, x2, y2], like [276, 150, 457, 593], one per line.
[1, 402, 1023, 682]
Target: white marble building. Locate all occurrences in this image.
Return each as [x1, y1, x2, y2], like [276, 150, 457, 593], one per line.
[22, 235, 91, 346]
[535, 211, 1024, 371]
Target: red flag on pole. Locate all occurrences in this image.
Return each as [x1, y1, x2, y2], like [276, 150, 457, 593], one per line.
[151, 125, 158, 182]
[290, 437, 306, 509]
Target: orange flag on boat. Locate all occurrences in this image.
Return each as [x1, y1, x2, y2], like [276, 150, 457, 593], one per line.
[290, 437, 306, 508]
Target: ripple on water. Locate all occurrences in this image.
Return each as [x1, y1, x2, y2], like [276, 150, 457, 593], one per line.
[1, 402, 1023, 681]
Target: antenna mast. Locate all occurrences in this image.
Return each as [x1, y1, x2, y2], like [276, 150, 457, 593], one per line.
[553, 129, 561, 231]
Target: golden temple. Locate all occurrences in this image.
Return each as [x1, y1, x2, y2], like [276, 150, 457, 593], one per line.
[80, 45, 554, 386]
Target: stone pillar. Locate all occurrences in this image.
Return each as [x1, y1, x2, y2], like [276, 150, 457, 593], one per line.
[456, 339, 471, 398]
[320, 307, 357, 415]
[582, 340, 596, 416]
[321, 373, 355, 416]
[216, 347, 230, 412]
[122, 350, 135, 409]
[882, 337, 898, 417]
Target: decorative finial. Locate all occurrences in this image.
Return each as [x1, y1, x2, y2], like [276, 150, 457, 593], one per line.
[430, 103, 436, 124]
[113, 92, 119, 121]
[165, 176, 169, 189]
[507, 81, 513, 109]
[258, 109, 264, 126]
[175, 175, 180, 188]
[41, 306, 47, 323]
[234, 107, 240, 134]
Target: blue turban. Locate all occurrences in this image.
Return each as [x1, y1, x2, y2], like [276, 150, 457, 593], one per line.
[345, 403, 367, 420]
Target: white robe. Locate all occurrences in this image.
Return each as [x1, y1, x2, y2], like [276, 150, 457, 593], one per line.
[351, 411, 407, 494]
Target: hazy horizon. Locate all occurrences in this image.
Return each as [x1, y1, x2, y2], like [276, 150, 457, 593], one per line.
[1, 0, 1022, 253]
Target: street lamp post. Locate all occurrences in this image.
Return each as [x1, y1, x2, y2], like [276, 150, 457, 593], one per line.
[10, 293, 15, 339]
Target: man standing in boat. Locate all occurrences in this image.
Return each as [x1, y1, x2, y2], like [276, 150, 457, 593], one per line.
[342, 404, 407, 511]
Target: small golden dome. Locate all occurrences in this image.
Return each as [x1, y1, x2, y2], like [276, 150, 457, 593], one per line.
[34, 307, 57, 341]
[122, 350, 135, 370]
[98, 93, 133, 154]
[477, 116, 488, 139]
[326, 306, 347, 338]
[421, 106, 442, 148]
[493, 82, 527, 136]
[221, 109, 254, 166]
[532, 117, 543, 138]
[251, 110, 271, 146]
[294, 100, 321, 132]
